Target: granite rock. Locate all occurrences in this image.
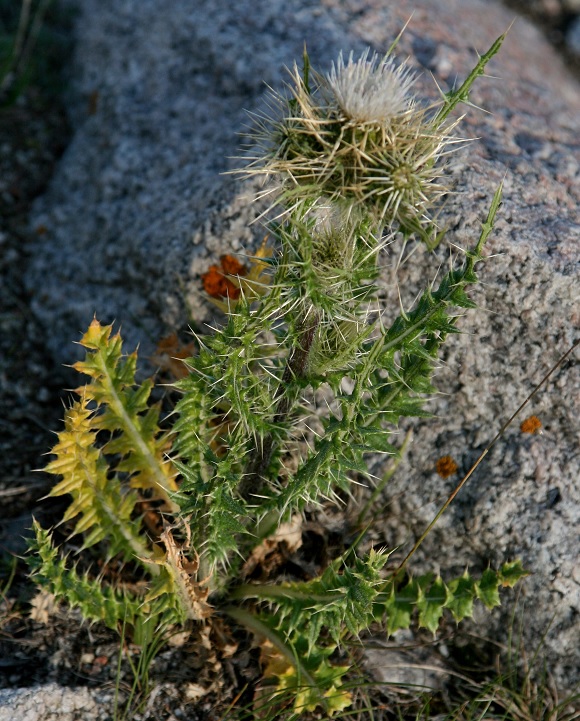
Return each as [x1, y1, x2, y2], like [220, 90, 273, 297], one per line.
[0, 684, 101, 721]
[26, 0, 579, 691]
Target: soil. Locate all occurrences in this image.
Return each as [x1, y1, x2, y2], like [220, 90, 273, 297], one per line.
[0, 3, 578, 720]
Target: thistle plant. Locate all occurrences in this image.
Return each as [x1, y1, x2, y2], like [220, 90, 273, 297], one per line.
[27, 33, 527, 716]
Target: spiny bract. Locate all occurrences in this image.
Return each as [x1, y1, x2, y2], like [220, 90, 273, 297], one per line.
[244, 47, 463, 241]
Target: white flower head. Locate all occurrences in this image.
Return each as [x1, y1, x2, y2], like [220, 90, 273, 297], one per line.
[326, 49, 416, 124]
[241, 46, 460, 238]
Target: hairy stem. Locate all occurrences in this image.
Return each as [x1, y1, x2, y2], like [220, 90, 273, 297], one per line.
[241, 309, 321, 498]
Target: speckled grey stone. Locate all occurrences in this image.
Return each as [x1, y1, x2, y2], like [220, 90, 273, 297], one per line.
[0, 684, 101, 721]
[25, 0, 579, 693]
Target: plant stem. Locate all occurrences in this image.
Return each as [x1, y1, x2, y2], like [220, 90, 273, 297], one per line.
[241, 309, 320, 498]
[229, 582, 343, 604]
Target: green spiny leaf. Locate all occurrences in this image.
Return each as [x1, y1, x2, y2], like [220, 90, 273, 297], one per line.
[476, 567, 502, 610]
[28, 522, 145, 628]
[499, 559, 529, 587]
[386, 577, 420, 635]
[417, 576, 449, 634]
[446, 570, 477, 622]
[73, 318, 178, 512]
[45, 399, 155, 568]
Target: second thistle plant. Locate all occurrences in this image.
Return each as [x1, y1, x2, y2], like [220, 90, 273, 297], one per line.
[28, 32, 527, 716]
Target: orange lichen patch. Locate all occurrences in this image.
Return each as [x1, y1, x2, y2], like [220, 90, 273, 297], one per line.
[201, 264, 241, 299]
[220, 254, 247, 277]
[520, 415, 542, 434]
[151, 332, 196, 379]
[202, 241, 273, 313]
[436, 455, 458, 479]
[202, 254, 248, 301]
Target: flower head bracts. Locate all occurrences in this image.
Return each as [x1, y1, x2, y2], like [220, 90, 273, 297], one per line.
[243, 47, 464, 242]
